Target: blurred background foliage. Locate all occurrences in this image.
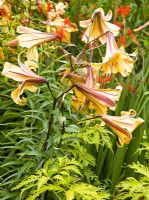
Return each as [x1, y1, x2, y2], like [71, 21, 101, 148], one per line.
[0, 0, 149, 199]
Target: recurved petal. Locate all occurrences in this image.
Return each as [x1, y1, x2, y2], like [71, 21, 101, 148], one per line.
[79, 19, 91, 27]
[24, 60, 38, 70]
[11, 82, 37, 106]
[26, 46, 38, 62]
[103, 9, 112, 21]
[105, 22, 120, 35]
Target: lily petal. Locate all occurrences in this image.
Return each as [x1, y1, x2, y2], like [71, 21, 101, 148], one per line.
[101, 110, 144, 146]
[16, 26, 59, 48]
[11, 82, 37, 106]
[80, 8, 120, 44]
[76, 84, 122, 114]
[91, 33, 137, 77]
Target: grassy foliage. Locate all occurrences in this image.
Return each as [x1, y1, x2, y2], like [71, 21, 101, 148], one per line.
[0, 0, 149, 200]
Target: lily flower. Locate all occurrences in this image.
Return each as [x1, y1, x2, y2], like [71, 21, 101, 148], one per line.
[91, 32, 137, 77]
[44, 18, 78, 43]
[2, 54, 47, 106]
[64, 66, 122, 114]
[101, 110, 144, 146]
[16, 26, 60, 48]
[80, 8, 120, 44]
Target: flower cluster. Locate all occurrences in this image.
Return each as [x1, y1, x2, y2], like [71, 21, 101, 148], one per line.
[118, 5, 131, 17]
[2, 3, 144, 146]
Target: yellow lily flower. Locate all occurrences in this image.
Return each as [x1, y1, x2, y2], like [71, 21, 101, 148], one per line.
[44, 18, 78, 43]
[91, 32, 137, 77]
[101, 110, 144, 146]
[64, 67, 122, 114]
[2, 55, 47, 106]
[16, 26, 59, 48]
[80, 8, 120, 44]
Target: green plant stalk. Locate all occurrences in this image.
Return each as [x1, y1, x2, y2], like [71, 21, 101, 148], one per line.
[110, 145, 127, 193]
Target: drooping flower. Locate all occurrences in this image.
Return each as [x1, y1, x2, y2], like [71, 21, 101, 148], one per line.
[2, 54, 47, 105]
[16, 26, 60, 48]
[91, 32, 137, 77]
[80, 8, 120, 44]
[101, 109, 144, 146]
[64, 67, 122, 114]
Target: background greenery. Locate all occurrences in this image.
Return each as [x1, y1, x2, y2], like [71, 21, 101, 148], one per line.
[0, 0, 149, 199]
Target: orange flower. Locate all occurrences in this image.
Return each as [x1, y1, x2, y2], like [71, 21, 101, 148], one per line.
[118, 35, 126, 46]
[126, 83, 136, 93]
[2, 54, 47, 105]
[101, 110, 144, 146]
[80, 8, 120, 44]
[118, 5, 131, 17]
[98, 75, 112, 84]
[47, 2, 53, 12]
[127, 28, 133, 35]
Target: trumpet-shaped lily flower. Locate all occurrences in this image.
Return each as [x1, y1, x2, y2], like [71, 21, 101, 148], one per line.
[80, 8, 120, 44]
[16, 26, 60, 48]
[2, 55, 47, 106]
[64, 66, 122, 114]
[101, 110, 144, 146]
[91, 32, 137, 77]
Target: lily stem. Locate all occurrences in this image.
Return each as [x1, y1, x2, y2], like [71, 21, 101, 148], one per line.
[46, 82, 55, 99]
[43, 85, 75, 151]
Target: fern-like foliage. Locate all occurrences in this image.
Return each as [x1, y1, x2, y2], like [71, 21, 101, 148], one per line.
[12, 156, 110, 200]
[115, 162, 149, 200]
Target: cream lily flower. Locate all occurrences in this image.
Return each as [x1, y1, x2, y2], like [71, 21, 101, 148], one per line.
[91, 32, 137, 77]
[80, 8, 120, 44]
[16, 26, 60, 61]
[101, 109, 144, 146]
[16, 26, 59, 48]
[64, 66, 122, 114]
[55, 2, 68, 16]
[2, 55, 47, 106]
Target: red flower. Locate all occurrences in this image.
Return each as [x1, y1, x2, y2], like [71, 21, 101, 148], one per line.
[105, 75, 111, 83]
[38, 4, 42, 13]
[57, 28, 65, 39]
[118, 35, 126, 46]
[114, 21, 123, 29]
[127, 28, 133, 35]
[47, 2, 53, 12]
[118, 5, 131, 17]
[64, 18, 75, 27]
[127, 83, 136, 93]
[98, 75, 112, 84]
